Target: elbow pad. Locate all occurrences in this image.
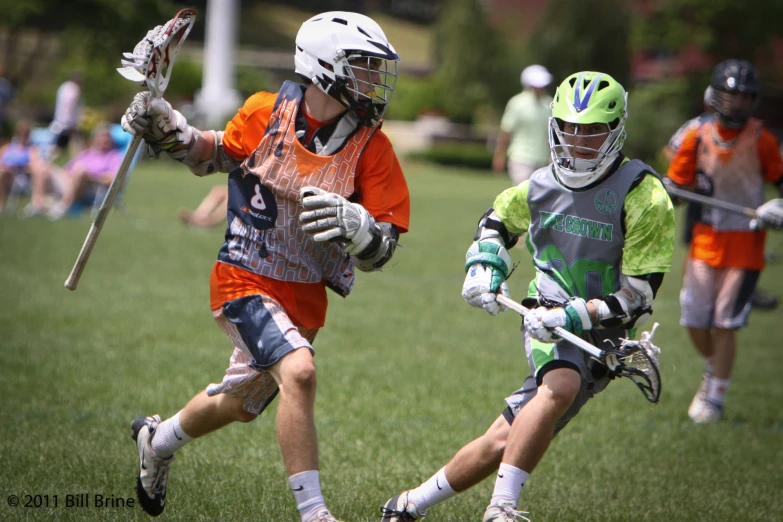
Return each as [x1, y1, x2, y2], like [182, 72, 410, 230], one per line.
[352, 222, 399, 272]
[474, 208, 520, 248]
[182, 130, 241, 177]
[589, 275, 657, 328]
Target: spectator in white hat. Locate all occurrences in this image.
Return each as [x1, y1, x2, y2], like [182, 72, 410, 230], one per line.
[493, 64, 553, 185]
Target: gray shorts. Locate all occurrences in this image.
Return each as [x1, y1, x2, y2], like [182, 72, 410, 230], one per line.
[680, 257, 759, 329]
[207, 294, 316, 415]
[502, 326, 624, 435]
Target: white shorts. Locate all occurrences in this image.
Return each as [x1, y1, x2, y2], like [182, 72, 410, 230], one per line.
[206, 294, 317, 414]
[679, 258, 759, 329]
[507, 161, 539, 186]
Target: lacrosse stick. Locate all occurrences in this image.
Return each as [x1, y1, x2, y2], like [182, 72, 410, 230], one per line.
[64, 9, 196, 291]
[496, 294, 662, 403]
[664, 184, 760, 230]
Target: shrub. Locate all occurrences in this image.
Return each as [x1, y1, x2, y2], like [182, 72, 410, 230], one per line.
[407, 142, 493, 171]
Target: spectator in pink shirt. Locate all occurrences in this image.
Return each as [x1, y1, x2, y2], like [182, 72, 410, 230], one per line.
[48, 122, 123, 219]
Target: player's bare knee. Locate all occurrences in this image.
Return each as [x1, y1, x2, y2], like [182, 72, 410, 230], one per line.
[540, 368, 581, 410]
[283, 356, 317, 393]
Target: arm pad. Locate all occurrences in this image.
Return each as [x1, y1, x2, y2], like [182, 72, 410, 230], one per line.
[474, 208, 520, 248]
[351, 222, 399, 272]
[181, 130, 242, 177]
[588, 274, 662, 328]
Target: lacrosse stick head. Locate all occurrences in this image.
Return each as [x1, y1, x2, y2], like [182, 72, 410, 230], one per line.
[117, 8, 196, 98]
[604, 323, 662, 403]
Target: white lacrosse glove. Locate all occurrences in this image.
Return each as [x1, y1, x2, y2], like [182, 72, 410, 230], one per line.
[756, 198, 783, 229]
[524, 298, 594, 343]
[121, 91, 194, 161]
[462, 239, 512, 316]
[299, 186, 375, 255]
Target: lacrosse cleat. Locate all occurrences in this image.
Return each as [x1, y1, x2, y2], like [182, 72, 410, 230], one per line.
[482, 500, 531, 522]
[687, 372, 711, 419]
[691, 400, 724, 424]
[307, 509, 344, 522]
[132, 415, 174, 516]
[381, 490, 424, 521]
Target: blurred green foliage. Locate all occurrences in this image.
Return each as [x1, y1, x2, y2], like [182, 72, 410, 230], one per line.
[432, 0, 514, 124]
[624, 79, 691, 171]
[383, 74, 445, 121]
[407, 142, 493, 170]
[632, 0, 783, 67]
[529, 0, 631, 89]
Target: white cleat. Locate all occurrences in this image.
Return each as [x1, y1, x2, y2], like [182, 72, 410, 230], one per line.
[691, 400, 724, 424]
[482, 500, 531, 522]
[380, 490, 424, 521]
[687, 372, 711, 419]
[308, 509, 344, 522]
[131, 414, 174, 516]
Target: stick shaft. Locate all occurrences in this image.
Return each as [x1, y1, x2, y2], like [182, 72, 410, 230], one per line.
[495, 294, 605, 358]
[665, 185, 758, 219]
[64, 135, 143, 290]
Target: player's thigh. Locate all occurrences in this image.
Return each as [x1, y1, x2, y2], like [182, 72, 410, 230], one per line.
[713, 268, 759, 329]
[216, 293, 315, 369]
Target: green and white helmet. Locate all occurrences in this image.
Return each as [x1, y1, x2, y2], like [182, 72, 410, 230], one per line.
[548, 71, 628, 188]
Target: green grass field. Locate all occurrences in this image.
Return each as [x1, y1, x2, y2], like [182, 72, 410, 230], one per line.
[1, 161, 782, 521]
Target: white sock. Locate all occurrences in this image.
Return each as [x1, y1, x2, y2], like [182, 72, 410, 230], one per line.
[408, 467, 457, 514]
[707, 378, 730, 406]
[289, 470, 326, 522]
[490, 463, 530, 506]
[151, 412, 193, 458]
[704, 359, 713, 376]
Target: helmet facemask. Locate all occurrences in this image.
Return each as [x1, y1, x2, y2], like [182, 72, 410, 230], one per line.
[549, 113, 626, 189]
[711, 88, 758, 129]
[330, 52, 398, 126]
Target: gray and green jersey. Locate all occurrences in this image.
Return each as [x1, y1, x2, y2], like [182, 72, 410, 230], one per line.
[494, 158, 675, 304]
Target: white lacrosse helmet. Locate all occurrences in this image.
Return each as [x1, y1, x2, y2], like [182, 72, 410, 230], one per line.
[295, 12, 400, 126]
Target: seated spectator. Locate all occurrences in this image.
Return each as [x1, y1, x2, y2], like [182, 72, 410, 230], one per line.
[47, 122, 123, 219]
[177, 185, 229, 228]
[0, 119, 47, 214]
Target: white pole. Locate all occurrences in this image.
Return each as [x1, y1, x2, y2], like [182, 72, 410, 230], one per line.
[197, 0, 242, 129]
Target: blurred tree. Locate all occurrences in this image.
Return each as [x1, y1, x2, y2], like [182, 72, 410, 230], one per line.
[432, 0, 515, 123]
[1, 0, 173, 100]
[528, 0, 631, 89]
[632, 0, 783, 66]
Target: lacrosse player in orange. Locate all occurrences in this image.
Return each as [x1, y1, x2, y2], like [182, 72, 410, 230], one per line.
[122, 12, 409, 522]
[667, 59, 783, 423]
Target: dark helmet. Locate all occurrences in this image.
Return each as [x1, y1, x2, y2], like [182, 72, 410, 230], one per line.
[709, 59, 760, 128]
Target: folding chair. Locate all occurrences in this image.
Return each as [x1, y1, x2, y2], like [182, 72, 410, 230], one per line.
[4, 126, 55, 215]
[71, 124, 142, 218]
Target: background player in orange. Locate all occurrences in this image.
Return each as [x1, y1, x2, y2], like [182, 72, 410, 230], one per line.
[666, 59, 783, 423]
[121, 12, 409, 522]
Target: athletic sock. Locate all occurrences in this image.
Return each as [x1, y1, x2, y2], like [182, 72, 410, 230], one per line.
[408, 467, 457, 514]
[289, 470, 326, 522]
[707, 378, 731, 406]
[151, 411, 193, 458]
[490, 463, 530, 507]
[704, 359, 714, 376]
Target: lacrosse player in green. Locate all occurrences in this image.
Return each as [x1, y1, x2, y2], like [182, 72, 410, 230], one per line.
[380, 71, 675, 522]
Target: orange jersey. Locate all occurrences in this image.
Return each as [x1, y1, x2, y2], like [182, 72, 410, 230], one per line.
[212, 88, 410, 329]
[668, 120, 783, 270]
